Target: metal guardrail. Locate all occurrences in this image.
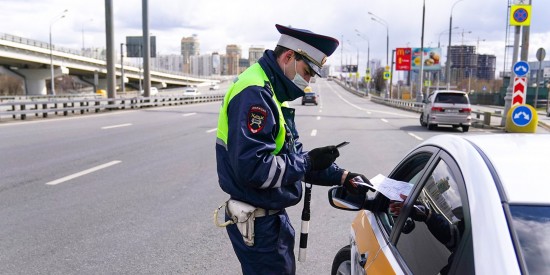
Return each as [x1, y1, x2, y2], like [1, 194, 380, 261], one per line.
[0, 94, 224, 122]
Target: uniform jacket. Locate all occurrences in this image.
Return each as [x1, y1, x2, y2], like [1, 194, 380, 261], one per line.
[216, 50, 343, 210]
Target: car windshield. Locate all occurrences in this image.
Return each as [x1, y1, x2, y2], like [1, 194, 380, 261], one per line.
[509, 205, 550, 274]
[434, 93, 469, 104]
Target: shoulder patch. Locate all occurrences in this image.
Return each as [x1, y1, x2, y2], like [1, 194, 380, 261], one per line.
[248, 105, 267, 134]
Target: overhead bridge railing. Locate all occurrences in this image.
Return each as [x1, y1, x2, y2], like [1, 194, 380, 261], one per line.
[0, 94, 224, 121]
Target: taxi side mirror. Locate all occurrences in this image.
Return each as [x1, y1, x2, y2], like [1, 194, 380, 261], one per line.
[328, 186, 375, 211]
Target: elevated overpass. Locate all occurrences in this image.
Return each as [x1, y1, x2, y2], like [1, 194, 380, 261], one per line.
[0, 33, 217, 95]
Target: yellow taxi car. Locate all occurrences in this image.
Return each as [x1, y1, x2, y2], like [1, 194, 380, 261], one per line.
[329, 134, 550, 275]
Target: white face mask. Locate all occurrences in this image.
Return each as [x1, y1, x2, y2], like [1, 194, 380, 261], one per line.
[292, 60, 310, 91]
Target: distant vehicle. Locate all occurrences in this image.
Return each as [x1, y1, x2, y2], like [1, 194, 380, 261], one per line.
[96, 89, 107, 98]
[420, 90, 471, 132]
[209, 84, 220, 90]
[301, 86, 318, 105]
[141, 87, 159, 96]
[184, 88, 200, 96]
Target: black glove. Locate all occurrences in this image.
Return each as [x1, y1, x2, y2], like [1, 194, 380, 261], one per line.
[306, 146, 339, 171]
[343, 172, 373, 194]
[410, 203, 431, 222]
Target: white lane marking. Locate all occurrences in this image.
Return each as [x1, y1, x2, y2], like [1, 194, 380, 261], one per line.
[45, 160, 122, 186]
[381, 119, 388, 123]
[101, 123, 132, 129]
[311, 129, 317, 136]
[317, 116, 321, 120]
[183, 112, 197, 117]
[206, 128, 217, 133]
[408, 132, 423, 141]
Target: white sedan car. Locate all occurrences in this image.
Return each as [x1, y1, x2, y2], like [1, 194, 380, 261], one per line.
[329, 134, 550, 275]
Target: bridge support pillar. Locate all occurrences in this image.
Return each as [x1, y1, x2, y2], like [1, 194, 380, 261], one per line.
[18, 67, 68, 95]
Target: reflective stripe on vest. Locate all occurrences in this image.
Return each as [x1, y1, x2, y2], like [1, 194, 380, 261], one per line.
[216, 63, 287, 155]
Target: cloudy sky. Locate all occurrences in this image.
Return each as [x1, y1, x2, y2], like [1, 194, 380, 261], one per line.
[1, 0, 549, 75]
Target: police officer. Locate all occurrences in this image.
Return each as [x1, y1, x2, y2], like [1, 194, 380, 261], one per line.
[215, 24, 371, 275]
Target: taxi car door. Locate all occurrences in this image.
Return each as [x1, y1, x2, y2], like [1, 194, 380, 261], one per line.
[371, 148, 474, 274]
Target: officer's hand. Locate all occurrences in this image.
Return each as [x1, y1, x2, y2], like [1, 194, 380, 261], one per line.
[306, 146, 339, 171]
[343, 172, 372, 194]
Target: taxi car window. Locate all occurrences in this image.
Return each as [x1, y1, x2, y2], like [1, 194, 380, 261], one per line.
[379, 152, 433, 233]
[395, 158, 468, 275]
[509, 205, 550, 274]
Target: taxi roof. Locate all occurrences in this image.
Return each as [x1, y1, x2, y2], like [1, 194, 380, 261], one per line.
[421, 134, 550, 205]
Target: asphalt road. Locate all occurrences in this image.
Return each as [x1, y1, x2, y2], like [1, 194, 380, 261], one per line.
[0, 79, 510, 274]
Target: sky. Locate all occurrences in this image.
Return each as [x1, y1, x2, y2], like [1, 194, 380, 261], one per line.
[1, 0, 549, 77]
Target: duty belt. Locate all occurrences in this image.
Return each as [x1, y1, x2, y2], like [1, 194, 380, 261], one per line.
[255, 208, 280, 217]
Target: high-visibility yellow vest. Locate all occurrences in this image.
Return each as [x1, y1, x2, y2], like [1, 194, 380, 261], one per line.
[216, 63, 287, 155]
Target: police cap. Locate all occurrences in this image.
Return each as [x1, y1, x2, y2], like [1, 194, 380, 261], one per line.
[276, 24, 339, 77]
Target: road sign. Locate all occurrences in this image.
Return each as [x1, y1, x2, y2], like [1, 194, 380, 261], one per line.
[536, 48, 546, 62]
[513, 77, 527, 105]
[510, 4, 531, 26]
[513, 61, 529, 77]
[383, 71, 391, 80]
[511, 105, 532, 127]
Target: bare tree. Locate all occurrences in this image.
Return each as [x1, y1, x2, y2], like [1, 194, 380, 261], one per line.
[0, 75, 24, 96]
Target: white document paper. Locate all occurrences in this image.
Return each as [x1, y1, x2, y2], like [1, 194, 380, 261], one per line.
[368, 174, 413, 201]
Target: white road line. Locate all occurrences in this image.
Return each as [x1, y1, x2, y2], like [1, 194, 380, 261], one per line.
[317, 116, 321, 120]
[381, 119, 388, 123]
[311, 129, 317, 136]
[101, 123, 132, 129]
[45, 160, 122, 186]
[183, 113, 197, 117]
[408, 132, 423, 141]
[206, 128, 217, 133]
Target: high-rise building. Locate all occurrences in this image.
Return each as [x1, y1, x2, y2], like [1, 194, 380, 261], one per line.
[448, 45, 477, 84]
[477, 54, 496, 81]
[181, 34, 200, 73]
[248, 46, 265, 66]
[225, 44, 241, 75]
[190, 54, 214, 76]
[153, 54, 183, 73]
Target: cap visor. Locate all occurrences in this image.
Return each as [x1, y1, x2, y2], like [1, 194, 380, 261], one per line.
[304, 59, 322, 77]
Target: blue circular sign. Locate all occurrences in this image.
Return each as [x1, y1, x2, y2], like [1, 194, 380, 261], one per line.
[511, 105, 532, 127]
[513, 61, 530, 77]
[513, 8, 528, 23]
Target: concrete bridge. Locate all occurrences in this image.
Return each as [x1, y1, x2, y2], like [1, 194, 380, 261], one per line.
[0, 33, 217, 95]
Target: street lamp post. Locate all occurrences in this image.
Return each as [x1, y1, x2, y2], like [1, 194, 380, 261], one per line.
[120, 43, 125, 94]
[437, 27, 459, 90]
[369, 12, 390, 98]
[49, 9, 68, 95]
[355, 30, 370, 94]
[446, 0, 464, 90]
[417, 0, 426, 102]
[81, 18, 93, 53]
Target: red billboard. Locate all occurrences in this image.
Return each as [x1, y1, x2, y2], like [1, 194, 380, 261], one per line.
[395, 47, 412, 71]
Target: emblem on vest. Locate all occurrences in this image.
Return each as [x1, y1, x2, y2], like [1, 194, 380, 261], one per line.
[248, 105, 267, 134]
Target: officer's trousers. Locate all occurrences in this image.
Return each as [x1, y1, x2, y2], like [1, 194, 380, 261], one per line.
[226, 209, 295, 275]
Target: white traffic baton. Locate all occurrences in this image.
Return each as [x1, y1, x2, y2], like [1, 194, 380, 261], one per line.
[298, 183, 312, 262]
